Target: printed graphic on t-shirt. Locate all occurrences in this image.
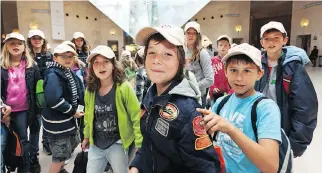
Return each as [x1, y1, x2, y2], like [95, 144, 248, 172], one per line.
[217, 110, 246, 157]
[94, 104, 118, 138]
[212, 62, 223, 75]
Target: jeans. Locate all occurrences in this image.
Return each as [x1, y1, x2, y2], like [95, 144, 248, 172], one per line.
[29, 115, 41, 158]
[1, 124, 7, 172]
[87, 143, 128, 173]
[10, 111, 30, 173]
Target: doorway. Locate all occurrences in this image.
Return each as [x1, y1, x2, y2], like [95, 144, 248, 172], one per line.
[296, 35, 311, 54]
[107, 40, 119, 60]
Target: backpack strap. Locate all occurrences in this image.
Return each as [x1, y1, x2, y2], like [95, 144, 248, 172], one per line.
[251, 97, 269, 142]
[216, 95, 231, 115]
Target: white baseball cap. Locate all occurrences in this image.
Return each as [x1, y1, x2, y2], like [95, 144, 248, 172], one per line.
[62, 41, 76, 50]
[28, 29, 45, 39]
[136, 24, 185, 46]
[87, 45, 115, 63]
[260, 21, 287, 38]
[121, 50, 131, 57]
[184, 21, 201, 33]
[222, 43, 262, 69]
[217, 35, 231, 44]
[73, 32, 85, 39]
[4, 32, 25, 42]
[54, 44, 77, 56]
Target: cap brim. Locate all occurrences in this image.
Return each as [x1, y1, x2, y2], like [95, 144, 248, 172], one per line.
[261, 27, 285, 38]
[4, 37, 25, 42]
[222, 50, 261, 67]
[135, 27, 181, 46]
[87, 53, 113, 63]
[28, 34, 45, 39]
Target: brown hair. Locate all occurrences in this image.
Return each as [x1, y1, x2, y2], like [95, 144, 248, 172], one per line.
[71, 38, 90, 55]
[188, 33, 203, 62]
[27, 38, 49, 57]
[144, 33, 185, 81]
[86, 55, 126, 92]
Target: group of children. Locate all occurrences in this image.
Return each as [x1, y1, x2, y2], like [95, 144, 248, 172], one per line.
[0, 20, 318, 173]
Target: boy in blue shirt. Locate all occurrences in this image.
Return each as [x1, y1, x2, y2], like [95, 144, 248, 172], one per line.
[197, 43, 281, 173]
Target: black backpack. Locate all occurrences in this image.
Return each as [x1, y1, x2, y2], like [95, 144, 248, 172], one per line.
[3, 125, 24, 173]
[72, 151, 87, 173]
[216, 95, 293, 173]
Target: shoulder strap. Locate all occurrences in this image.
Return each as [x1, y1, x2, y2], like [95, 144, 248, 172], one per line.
[216, 94, 232, 115]
[251, 96, 269, 142]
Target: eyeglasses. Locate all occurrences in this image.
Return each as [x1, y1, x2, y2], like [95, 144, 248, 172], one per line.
[57, 54, 75, 59]
[31, 36, 43, 41]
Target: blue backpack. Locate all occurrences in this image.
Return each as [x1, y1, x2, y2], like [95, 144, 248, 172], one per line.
[216, 95, 293, 173]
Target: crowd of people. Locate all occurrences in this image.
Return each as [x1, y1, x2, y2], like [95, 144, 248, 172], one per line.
[0, 20, 318, 173]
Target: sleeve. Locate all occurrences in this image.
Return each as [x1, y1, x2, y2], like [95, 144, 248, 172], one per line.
[44, 73, 76, 116]
[198, 49, 214, 92]
[83, 90, 90, 139]
[129, 148, 143, 172]
[256, 99, 281, 143]
[124, 83, 143, 148]
[134, 72, 145, 103]
[288, 63, 318, 157]
[176, 106, 220, 173]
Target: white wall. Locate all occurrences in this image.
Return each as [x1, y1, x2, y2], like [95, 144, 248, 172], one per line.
[189, 1, 250, 47]
[291, 1, 322, 55]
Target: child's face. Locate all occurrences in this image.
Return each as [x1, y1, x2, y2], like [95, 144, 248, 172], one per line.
[75, 38, 84, 48]
[225, 60, 264, 98]
[260, 31, 288, 54]
[217, 40, 230, 57]
[185, 28, 198, 46]
[53, 52, 75, 69]
[145, 39, 179, 86]
[92, 55, 113, 81]
[6, 39, 25, 57]
[30, 36, 44, 48]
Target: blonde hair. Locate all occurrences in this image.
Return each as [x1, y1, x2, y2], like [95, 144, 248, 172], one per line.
[1, 41, 34, 69]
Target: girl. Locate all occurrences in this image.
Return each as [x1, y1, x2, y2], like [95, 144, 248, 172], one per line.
[81, 45, 142, 173]
[71, 32, 90, 65]
[134, 47, 151, 103]
[129, 24, 220, 173]
[1, 32, 40, 173]
[27, 29, 52, 172]
[184, 21, 214, 108]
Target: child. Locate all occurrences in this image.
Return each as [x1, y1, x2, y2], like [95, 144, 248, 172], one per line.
[255, 21, 318, 157]
[42, 44, 84, 173]
[129, 24, 220, 173]
[198, 43, 282, 173]
[1, 98, 12, 172]
[81, 45, 142, 173]
[209, 35, 231, 105]
[71, 32, 90, 65]
[134, 47, 151, 103]
[121, 50, 138, 86]
[309, 46, 318, 67]
[184, 21, 214, 108]
[1, 32, 40, 173]
[27, 28, 53, 172]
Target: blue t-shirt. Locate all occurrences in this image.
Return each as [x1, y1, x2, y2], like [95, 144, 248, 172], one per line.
[212, 92, 281, 173]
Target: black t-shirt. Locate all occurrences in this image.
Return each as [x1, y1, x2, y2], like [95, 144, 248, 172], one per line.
[93, 85, 120, 149]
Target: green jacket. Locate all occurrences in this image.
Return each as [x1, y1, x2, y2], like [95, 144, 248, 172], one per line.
[83, 81, 143, 149]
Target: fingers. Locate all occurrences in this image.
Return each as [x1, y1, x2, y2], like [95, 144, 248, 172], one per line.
[204, 115, 220, 131]
[209, 124, 220, 135]
[196, 108, 211, 115]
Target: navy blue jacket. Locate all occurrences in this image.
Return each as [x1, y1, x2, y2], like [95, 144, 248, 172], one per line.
[42, 66, 84, 136]
[255, 47, 318, 157]
[130, 79, 220, 173]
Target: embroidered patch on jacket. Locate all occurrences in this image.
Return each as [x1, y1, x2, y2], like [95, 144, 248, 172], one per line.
[155, 118, 169, 137]
[140, 108, 146, 119]
[195, 135, 212, 150]
[193, 116, 207, 137]
[159, 103, 179, 121]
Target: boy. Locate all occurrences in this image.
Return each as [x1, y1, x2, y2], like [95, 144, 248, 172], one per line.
[42, 44, 85, 173]
[209, 35, 231, 105]
[256, 21, 318, 157]
[198, 43, 281, 173]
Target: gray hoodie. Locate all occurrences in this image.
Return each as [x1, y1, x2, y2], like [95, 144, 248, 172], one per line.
[169, 77, 202, 105]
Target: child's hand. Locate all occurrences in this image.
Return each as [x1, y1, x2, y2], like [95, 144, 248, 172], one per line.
[129, 167, 140, 173]
[81, 138, 89, 150]
[1, 115, 10, 126]
[196, 108, 235, 135]
[1, 105, 12, 117]
[73, 111, 84, 118]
